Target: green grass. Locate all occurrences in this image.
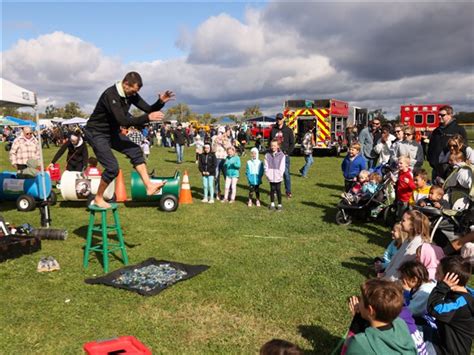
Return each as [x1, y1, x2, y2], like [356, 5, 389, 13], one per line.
[0, 144, 392, 354]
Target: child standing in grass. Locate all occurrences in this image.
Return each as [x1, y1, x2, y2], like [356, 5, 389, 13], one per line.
[396, 155, 416, 219]
[198, 144, 217, 203]
[246, 147, 264, 207]
[265, 139, 286, 211]
[341, 143, 367, 192]
[222, 146, 241, 203]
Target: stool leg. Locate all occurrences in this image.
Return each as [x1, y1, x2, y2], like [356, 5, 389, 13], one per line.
[101, 210, 109, 273]
[83, 211, 95, 268]
[113, 209, 128, 265]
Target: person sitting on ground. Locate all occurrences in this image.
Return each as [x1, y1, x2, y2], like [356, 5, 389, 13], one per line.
[416, 243, 445, 281]
[84, 157, 102, 177]
[344, 279, 417, 355]
[374, 223, 407, 275]
[341, 143, 367, 192]
[427, 256, 474, 355]
[260, 339, 302, 355]
[399, 261, 437, 322]
[417, 185, 449, 210]
[409, 169, 431, 206]
[246, 147, 264, 207]
[383, 210, 431, 281]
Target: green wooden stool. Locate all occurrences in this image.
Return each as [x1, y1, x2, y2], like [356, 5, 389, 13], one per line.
[83, 203, 128, 273]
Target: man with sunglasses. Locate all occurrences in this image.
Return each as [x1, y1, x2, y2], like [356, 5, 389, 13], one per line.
[9, 127, 40, 172]
[427, 105, 467, 179]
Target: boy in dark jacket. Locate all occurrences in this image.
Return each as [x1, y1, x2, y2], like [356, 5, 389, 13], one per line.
[428, 256, 474, 355]
[341, 143, 367, 191]
[198, 144, 217, 203]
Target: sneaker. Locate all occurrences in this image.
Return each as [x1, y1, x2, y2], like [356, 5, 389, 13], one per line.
[247, 200, 253, 207]
[208, 199, 215, 204]
[269, 204, 276, 210]
[277, 204, 283, 212]
[37, 257, 49, 272]
[47, 256, 60, 271]
[221, 199, 227, 203]
[229, 200, 235, 204]
[286, 192, 292, 199]
[201, 198, 209, 203]
[255, 200, 261, 207]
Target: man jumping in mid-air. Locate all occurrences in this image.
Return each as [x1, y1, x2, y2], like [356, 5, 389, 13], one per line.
[85, 71, 175, 208]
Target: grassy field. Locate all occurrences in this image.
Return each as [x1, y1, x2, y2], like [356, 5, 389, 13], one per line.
[0, 144, 393, 354]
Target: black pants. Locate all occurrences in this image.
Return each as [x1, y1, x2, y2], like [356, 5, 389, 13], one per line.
[249, 184, 260, 200]
[270, 182, 282, 204]
[84, 129, 145, 184]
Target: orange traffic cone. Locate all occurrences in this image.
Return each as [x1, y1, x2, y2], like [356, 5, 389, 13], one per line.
[115, 169, 128, 202]
[179, 170, 193, 204]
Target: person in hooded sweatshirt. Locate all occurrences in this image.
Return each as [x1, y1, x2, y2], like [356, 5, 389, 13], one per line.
[265, 139, 286, 211]
[345, 279, 417, 355]
[246, 147, 264, 207]
[198, 144, 217, 203]
[49, 133, 88, 172]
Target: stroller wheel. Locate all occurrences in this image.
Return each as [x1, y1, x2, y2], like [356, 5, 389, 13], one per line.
[383, 204, 397, 227]
[336, 210, 352, 225]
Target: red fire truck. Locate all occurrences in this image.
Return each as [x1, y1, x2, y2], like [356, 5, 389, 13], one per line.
[282, 99, 349, 154]
[400, 104, 448, 141]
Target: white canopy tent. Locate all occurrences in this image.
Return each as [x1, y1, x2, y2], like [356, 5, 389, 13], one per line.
[0, 77, 51, 226]
[61, 117, 88, 125]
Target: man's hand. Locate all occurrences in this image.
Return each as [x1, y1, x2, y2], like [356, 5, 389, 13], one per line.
[159, 90, 176, 103]
[149, 111, 165, 121]
[348, 296, 360, 316]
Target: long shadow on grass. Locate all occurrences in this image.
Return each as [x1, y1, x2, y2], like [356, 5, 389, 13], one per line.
[0, 201, 18, 212]
[315, 183, 343, 192]
[341, 256, 374, 278]
[301, 201, 338, 224]
[347, 226, 391, 248]
[298, 324, 343, 355]
[73, 225, 140, 249]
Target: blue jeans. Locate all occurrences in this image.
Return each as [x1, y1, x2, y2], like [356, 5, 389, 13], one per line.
[215, 159, 225, 197]
[284, 154, 291, 194]
[300, 154, 313, 177]
[202, 175, 215, 200]
[175, 144, 184, 163]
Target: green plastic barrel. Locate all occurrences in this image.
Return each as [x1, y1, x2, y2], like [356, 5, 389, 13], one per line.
[130, 170, 181, 211]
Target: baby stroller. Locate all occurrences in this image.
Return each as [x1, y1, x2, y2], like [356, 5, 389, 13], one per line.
[415, 183, 474, 253]
[335, 165, 395, 225]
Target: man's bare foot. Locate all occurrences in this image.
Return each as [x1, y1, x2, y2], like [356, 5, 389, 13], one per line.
[93, 197, 111, 209]
[146, 181, 167, 196]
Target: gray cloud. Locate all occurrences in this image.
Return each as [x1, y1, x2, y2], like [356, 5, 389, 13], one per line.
[2, 2, 473, 118]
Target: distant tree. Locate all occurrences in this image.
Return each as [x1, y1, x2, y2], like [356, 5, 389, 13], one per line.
[44, 105, 59, 118]
[243, 105, 262, 119]
[201, 112, 213, 124]
[0, 107, 19, 117]
[131, 108, 145, 117]
[63, 102, 84, 119]
[454, 112, 474, 124]
[165, 103, 192, 122]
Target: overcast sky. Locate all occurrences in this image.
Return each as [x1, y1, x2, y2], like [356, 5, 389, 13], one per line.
[2, 0, 473, 118]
